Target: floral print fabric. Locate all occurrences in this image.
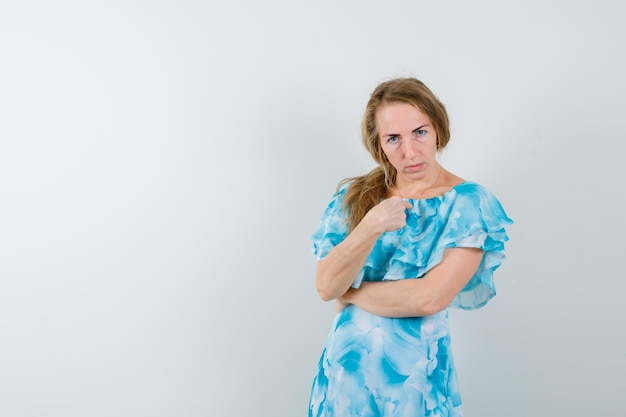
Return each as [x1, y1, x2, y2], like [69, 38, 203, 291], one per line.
[309, 182, 513, 417]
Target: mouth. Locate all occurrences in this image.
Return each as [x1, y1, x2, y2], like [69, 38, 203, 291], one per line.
[406, 163, 424, 171]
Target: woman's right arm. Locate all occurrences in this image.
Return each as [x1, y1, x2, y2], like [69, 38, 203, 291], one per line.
[315, 196, 411, 301]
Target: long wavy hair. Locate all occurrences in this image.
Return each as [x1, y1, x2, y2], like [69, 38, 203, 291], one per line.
[340, 77, 451, 232]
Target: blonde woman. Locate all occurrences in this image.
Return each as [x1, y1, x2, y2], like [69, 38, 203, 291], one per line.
[309, 77, 513, 417]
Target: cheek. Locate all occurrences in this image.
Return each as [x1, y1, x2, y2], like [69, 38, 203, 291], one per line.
[381, 147, 394, 161]
[385, 153, 404, 167]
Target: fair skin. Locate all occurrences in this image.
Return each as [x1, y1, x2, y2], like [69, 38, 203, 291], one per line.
[315, 102, 483, 318]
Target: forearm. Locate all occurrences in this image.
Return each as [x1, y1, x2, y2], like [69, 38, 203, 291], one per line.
[340, 247, 484, 318]
[341, 279, 439, 318]
[315, 218, 383, 301]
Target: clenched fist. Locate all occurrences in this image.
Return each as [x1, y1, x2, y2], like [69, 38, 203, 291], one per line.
[362, 196, 412, 234]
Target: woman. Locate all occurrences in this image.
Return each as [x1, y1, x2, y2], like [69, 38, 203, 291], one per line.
[308, 77, 513, 417]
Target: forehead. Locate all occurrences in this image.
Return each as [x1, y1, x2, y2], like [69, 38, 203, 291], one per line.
[376, 102, 431, 129]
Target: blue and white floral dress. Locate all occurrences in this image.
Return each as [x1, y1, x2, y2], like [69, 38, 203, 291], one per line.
[309, 182, 513, 417]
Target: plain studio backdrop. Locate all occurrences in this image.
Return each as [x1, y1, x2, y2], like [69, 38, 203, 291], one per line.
[1, 1, 625, 416]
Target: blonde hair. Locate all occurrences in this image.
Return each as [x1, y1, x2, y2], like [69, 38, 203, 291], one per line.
[340, 77, 450, 232]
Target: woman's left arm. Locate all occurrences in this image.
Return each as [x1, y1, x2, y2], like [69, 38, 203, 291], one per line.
[339, 247, 483, 317]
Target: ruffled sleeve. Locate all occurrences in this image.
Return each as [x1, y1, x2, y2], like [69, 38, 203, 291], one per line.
[311, 181, 513, 310]
[311, 183, 350, 260]
[429, 183, 513, 310]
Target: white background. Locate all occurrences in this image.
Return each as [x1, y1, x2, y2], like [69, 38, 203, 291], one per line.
[1, 1, 625, 416]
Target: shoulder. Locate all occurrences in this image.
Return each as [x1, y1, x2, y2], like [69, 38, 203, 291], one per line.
[447, 182, 498, 211]
[318, 180, 353, 216]
[455, 181, 484, 193]
[447, 182, 513, 226]
[452, 181, 498, 201]
[336, 179, 353, 195]
[329, 180, 352, 205]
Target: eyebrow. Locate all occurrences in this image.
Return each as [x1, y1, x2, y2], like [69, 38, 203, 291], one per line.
[412, 124, 429, 133]
[383, 124, 430, 137]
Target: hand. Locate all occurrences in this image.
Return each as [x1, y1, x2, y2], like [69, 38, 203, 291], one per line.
[335, 287, 358, 313]
[335, 297, 350, 313]
[364, 196, 412, 233]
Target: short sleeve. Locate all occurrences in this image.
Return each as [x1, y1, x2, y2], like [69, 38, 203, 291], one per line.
[311, 184, 350, 260]
[427, 183, 513, 309]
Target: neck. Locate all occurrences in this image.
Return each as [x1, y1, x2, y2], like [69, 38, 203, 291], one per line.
[395, 165, 443, 199]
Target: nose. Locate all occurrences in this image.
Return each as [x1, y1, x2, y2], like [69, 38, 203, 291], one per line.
[402, 139, 417, 158]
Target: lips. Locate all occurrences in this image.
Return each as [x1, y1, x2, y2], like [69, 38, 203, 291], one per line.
[406, 163, 424, 171]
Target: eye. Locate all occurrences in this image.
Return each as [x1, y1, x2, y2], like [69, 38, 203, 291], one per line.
[387, 135, 400, 143]
[413, 129, 428, 142]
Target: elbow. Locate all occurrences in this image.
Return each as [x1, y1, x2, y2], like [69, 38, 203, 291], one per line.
[315, 281, 336, 302]
[315, 265, 343, 301]
[420, 300, 445, 316]
[317, 291, 334, 302]
[415, 291, 449, 316]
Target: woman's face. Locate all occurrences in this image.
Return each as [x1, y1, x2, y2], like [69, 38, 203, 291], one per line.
[376, 102, 438, 181]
